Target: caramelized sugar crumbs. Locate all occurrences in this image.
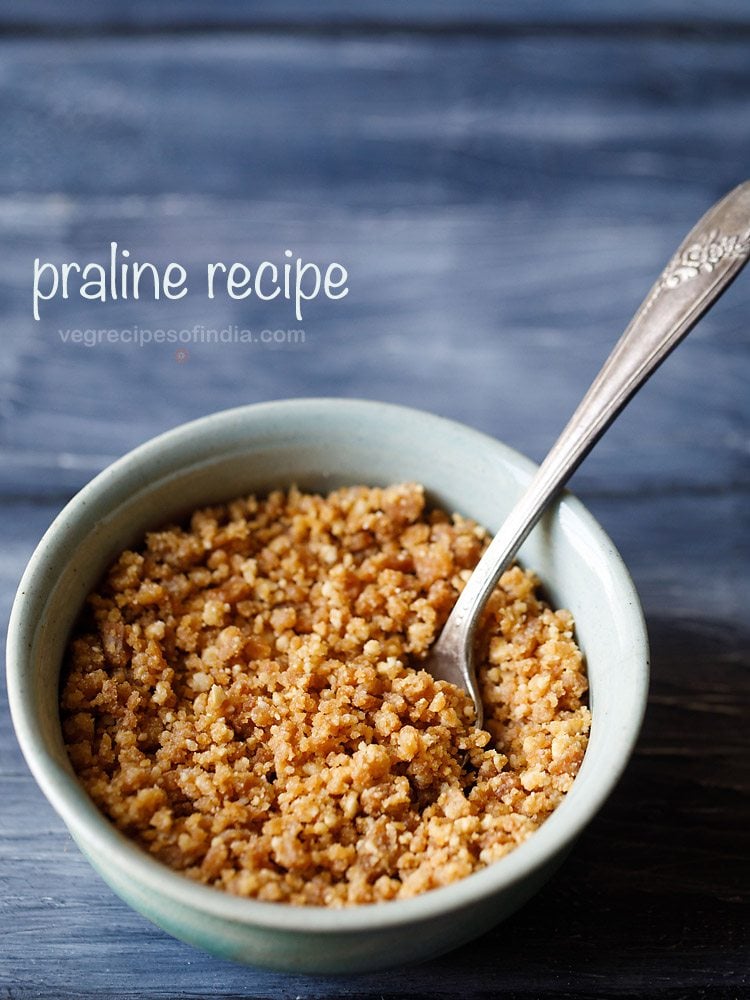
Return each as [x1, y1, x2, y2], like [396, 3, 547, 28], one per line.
[61, 484, 590, 906]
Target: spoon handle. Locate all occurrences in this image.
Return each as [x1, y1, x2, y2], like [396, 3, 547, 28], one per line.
[431, 181, 750, 717]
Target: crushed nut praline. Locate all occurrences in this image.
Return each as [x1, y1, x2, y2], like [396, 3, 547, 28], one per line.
[61, 483, 590, 906]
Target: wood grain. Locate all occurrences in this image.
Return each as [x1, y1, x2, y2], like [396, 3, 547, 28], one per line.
[1, 0, 750, 34]
[0, 12, 748, 1000]
[0, 35, 748, 498]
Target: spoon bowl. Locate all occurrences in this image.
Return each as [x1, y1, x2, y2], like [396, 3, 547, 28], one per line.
[7, 398, 648, 972]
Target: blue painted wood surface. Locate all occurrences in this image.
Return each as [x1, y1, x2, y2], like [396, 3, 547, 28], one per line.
[3, 1, 750, 31]
[1, 7, 748, 998]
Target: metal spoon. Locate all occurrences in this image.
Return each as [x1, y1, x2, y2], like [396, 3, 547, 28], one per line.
[426, 181, 750, 728]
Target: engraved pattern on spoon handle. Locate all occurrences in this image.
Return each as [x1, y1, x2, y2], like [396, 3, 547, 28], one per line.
[435, 181, 750, 697]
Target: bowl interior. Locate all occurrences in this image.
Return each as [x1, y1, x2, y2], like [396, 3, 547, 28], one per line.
[8, 398, 648, 932]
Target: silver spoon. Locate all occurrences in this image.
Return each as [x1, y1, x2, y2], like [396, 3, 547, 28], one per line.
[426, 181, 750, 728]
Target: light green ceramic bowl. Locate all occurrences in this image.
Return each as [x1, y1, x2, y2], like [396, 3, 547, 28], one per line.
[7, 398, 648, 974]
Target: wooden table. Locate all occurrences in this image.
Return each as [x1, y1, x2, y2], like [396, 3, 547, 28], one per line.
[1, 4, 747, 997]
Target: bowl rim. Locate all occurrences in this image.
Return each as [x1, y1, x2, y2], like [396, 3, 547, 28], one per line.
[7, 397, 649, 934]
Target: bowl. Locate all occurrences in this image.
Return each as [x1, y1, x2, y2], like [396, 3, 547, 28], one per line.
[7, 398, 648, 974]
